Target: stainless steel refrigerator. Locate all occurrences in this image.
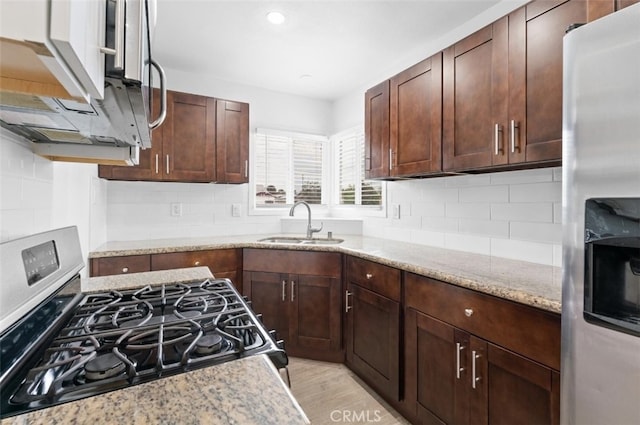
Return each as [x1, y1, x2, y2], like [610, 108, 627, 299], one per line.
[562, 4, 640, 424]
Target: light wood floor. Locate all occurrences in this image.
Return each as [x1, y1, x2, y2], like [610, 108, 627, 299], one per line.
[287, 357, 411, 425]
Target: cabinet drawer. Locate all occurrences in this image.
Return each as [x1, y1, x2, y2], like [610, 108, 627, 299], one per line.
[151, 249, 240, 274]
[346, 256, 401, 301]
[405, 272, 560, 370]
[90, 255, 151, 277]
[243, 249, 341, 278]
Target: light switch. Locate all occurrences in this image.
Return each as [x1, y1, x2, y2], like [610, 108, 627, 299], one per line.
[232, 203, 241, 217]
[392, 204, 400, 219]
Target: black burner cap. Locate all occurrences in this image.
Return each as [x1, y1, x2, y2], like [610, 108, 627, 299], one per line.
[85, 353, 126, 381]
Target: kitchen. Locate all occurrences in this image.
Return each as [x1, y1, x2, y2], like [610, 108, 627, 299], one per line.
[1, 0, 638, 424]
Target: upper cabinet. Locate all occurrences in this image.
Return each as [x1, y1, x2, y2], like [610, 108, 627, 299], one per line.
[366, 0, 590, 177]
[364, 81, 390, 179]
[0, 0, 105, 101]
[390, 54, 443, 176]
[365, 53, 443, 179]
[443, 0, 587, 172]
[99, 90, 249, 183]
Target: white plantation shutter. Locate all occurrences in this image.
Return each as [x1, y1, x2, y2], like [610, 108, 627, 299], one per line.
[335, 130, 382, 206]
[254, 129, 326, 208]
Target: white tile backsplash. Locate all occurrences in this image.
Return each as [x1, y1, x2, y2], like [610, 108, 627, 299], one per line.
[364, 167, 564, 266]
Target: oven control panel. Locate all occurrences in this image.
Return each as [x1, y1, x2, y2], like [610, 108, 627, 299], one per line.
[22, 240, 60, 286]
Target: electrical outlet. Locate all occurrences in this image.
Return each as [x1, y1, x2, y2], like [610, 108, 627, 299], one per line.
[392, 203, 400, 219]
[170, 203, 182, 217]
[231, 203, 241, 217]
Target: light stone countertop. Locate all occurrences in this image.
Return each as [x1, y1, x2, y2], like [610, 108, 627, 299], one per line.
[2, 267, 309, 425]
[1, 355, 309, 425]
[90, 234, 562, 314]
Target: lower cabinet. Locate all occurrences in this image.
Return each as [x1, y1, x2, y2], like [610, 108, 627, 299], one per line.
[243, 249, 343, 361]
[404, 272, 560, 425]
[345, 256, 402, 402]
[90, 249, 243, 292]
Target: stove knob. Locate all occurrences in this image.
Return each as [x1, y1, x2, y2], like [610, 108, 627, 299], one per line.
[276, 340, 285, 350]
[256, 313, 263, 322]
[269, 329, 277, 339]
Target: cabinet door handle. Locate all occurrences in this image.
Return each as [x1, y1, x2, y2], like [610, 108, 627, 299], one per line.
[99, 0, 124, 69]
[510, 119, 519, 153]
[290, 280, 295, 302]
[365, 273, 373, 280]
[122, 267, 129, 273]
[456, 342, 465, 379]
[389, 148, 393, 170]
[155, 154, 159, 174]
[472, 350, 481, 389]
[244, 160, 248, 178]
[345, 290, 353, 313]
[166, 155, 170, 174]
[281, 280, 287, 302]
[494, 123, 503, 155]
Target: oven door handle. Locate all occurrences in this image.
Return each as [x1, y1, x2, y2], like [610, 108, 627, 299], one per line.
[149, 59, 167, 130]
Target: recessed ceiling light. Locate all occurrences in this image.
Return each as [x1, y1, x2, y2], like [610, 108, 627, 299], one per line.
[266, 11, 285, 25]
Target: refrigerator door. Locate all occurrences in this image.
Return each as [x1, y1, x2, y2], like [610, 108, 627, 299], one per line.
[562, 4, 640, 425]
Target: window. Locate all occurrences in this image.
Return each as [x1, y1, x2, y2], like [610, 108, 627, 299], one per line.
[253, 129, 328, 208]
[334, 129, 383, 207]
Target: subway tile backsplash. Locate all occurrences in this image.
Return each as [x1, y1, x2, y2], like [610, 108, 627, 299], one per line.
[366, 167, 563, 266]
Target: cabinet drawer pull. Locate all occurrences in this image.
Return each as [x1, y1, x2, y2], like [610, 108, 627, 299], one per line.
[281, 280, 286, 302]
[472, 350, 481, 389]
[494, 123, 503, 155]
[122, 267, 129, 273]
[464, 308, 473, 317]
[510, 119, 519, 153]
[345, 290, 353, 313]
[365, 273, 373, 280]
[456, 342, 465, 379]
[291, 281, 295, 302]
[194, 261, 201, 266]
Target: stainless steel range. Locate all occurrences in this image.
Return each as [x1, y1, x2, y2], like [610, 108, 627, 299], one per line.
[0, 227, 287, 419]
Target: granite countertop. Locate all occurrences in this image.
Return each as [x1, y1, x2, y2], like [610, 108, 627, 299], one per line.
[1, 355, 309, 425]
[2, 267, 309, 425]
[90, 234, 562, 313]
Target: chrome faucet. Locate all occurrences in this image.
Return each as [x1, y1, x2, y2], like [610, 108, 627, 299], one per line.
[289, 201, 323, 239]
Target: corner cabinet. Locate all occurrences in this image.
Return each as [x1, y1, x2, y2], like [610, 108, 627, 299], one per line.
[345, 256, 402, 401]
[364, 80, 390, 179]
[404, 272, 560, 425]
[242, 249, 343, 362]
[99, 90, 249, 183]
[443, 0, 587, 172]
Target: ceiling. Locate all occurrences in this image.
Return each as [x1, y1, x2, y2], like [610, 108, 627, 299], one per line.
[152, 1, 506, 101]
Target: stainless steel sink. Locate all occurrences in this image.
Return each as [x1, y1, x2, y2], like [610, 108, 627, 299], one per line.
[258, 236, 344, 245]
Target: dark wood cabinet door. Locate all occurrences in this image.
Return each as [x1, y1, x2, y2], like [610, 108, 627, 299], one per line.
[289, 275, 341, 352]
[243, 271, 289, 345]
[390, 54, 443, 176]
[406, 309, 457, 425]
[443, 19, 508, 171]
[98, 88, 163, 180]
[346, 283, 400, 400]
[508, 0, 587, 164]
[364, 80, 390, 179]
[163, 91, 215, 182]
[216, 99, 249, 183]
[485, 343, 560, 425]
[90, 255, 151, 277]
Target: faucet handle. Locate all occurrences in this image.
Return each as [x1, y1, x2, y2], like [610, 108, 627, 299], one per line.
[310, 222, 323, 235]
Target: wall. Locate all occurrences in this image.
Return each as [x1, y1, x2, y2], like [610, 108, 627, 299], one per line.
[0, 129, 107, 275]
[364, 167, 563, 266]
